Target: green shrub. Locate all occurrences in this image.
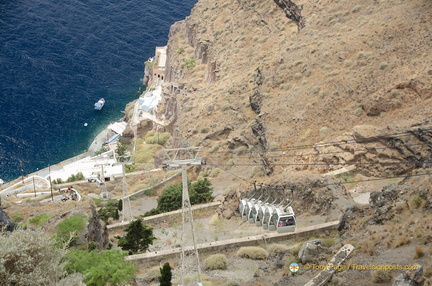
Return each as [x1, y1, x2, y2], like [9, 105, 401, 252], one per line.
[93, 198, 103, 207]
[144, 266, 161, 282]
[132, 142, 161, 163]
[209, 168, 222, 177]
[144, 188, 157, 196]
[125, 164, 136, 173]
[156, 178, 214, 213]
[237, 247, 269, 260]
[98, 201, 120, 223]
[145, 130, 171, 145]
[143, 208, 161, 217]
[159, 262, 173, 286]
[289, 242, 304, 256]
[116, 140, 128, 158]
[182, 58, 196, 70]
[66, 172, 84, 182]
[29, 214, 53, 227]
[56, 213, 86, 247]
[10, 212, 23, 223]
[415, 246, 425, 259]
[203, 254, 228, 270]
[53, 178, 64, 185]
[64, 249, 137, 286]
[321, 238, 336, 248]
[371, 270, 392, 283]
[411, 195, 423, 209]
[95, 147, 109, 156]
[267, 244, 289, 254]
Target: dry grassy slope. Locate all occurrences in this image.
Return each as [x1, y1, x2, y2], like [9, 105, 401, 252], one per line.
[161, 0, 432, 181]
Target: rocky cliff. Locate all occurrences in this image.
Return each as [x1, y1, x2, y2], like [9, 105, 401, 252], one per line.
[151, 0, 431, 182]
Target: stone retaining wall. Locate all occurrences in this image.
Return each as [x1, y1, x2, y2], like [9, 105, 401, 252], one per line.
[107, 201, 222, 232]
[126, 221, 339, 268]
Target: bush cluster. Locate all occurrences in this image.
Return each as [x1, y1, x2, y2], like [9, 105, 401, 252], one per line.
[55, 213, 86, 246]
[203, 254, 228, 270]
[0, 228, 66, 286]
[237, 246, 269, 260]
[143, 178, 213, 217]
[29, 213, 53, 227]
[64, 249, 137, 286]
[98, 200, 121, 223]
[145, 130, 171, 145]
[267, 243, 289, 254]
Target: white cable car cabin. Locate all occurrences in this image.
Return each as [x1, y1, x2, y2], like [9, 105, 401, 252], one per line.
[274, 206, 296, 233]
[239, 191, 253, 216]
[239, 198, 247, 216]
[250, 201, 262, 224]
[255, 203, 269, 227]
[261, 187, 279, 229]
[254, 186, 271, 226]
[263, 204, 276, 230]
[247, 184, 264, 223]
[239, 182, 261, 220]
[242, 199, 256, 222]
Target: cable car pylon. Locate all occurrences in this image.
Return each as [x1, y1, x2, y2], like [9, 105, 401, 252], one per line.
[162, 147, 205, 286]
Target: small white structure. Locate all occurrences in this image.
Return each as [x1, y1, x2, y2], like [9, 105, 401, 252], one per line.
[49, 150, 123, 183]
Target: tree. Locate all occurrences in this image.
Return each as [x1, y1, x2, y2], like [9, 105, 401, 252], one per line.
[190, 178, 214, 204]
[117, 199, 123, 212]
[98, 201, 120, 223]
[64, 249, 137, 286]
[117, 219, 155, 254]
[159, 262, 172, 286]
[145, 179, 214, 216]
[116, 139, 128, 159]
[156, 182, 182, 212]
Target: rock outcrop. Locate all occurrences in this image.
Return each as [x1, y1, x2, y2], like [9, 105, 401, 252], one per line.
[86, 206, 109, 250]
[157, 0, 432, 182]
[368, 184, 410, 224]
[0, 208, 16, 231]
[298, 239, 330, 264]
[393, 264, 425, 286]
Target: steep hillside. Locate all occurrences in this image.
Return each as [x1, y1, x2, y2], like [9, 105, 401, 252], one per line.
[142, 1, 432, 284]
[154, 0, 431, 181]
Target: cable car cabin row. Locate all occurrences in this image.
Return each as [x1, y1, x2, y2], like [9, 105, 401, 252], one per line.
[239, 201, 296, 233]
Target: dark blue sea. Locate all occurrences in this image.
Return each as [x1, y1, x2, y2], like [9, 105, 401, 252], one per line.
[0, 0, 196, 182]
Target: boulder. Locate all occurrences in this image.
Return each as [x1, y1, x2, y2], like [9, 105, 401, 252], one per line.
[393, 264, 425, 286]
[368, 185, 400, 224]
[298, 239, 329, 264]
[337, 205, 355, 231]
[0, 208, 17, 231]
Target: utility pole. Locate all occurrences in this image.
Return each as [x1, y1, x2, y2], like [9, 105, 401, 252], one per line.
[49, 165, 54, 201]
[162, 147, 205, 286]
[20, 160, 24, 184]
[33, 176, 36, 197]
[115, 156, 133, 222]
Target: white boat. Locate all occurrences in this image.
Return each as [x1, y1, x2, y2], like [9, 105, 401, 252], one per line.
[94, 98, 105, 110]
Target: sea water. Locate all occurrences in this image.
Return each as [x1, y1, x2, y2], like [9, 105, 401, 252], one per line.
[0, 0, 197, 182]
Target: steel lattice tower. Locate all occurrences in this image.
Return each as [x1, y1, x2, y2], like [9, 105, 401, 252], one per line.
[162, 147, 205, 286]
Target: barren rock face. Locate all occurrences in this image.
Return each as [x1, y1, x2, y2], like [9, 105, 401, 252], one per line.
[146, 0, 432, 183]
[0, 208, 16, 231]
